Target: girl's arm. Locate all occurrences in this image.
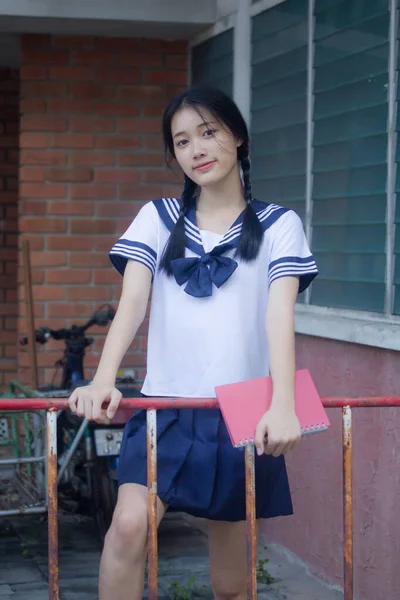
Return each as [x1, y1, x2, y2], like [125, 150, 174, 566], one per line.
[254, 276, 302, 457]
[68, 259, 152, 422]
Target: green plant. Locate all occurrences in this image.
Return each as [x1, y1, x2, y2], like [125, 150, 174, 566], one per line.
[168, 574, 197, 600]
[256, 558, 276, 585]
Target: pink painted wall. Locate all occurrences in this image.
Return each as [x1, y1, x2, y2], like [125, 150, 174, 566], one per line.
[262, 334, 400, 600]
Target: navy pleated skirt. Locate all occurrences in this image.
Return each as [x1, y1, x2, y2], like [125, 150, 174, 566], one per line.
[118, 407, 293, 522]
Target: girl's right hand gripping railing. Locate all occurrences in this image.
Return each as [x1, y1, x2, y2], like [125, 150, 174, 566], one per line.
[1, 396, 400, 600]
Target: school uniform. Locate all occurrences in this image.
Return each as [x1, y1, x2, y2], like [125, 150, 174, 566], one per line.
[109, 198, 318, 521]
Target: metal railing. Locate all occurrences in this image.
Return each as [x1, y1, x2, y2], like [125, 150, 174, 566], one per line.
[0, 395, 399, 600]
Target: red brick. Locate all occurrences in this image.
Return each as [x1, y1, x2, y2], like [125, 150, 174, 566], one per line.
[31, 251, 67, 267]
[143, 40, 187, 53]
[5, 121, 18, 135]
[20, 217, 67, 233]
[21, 150, 68, 166]
[118, 118, 160, 134]
[95, 169, 139, 183]
[141, 169, 181, 184]
[70, 83, 115, 100]
[22, 34, 51, 49]
[20, 167, 46, 182]
[20, 99, 46, 113]
[116, 84, 163, 102]
[0, 192, 18, 205]
[94, 270, 120, 285]
[70, 219, 116, 235]
[96, 102, 140, 117]
[144, 70, 187, 85]
[0, 80, 19, 93]
[67, 286, 113, 301]
[20, 133, 47, 148]
[93, 235, 123, 251]
[142, 103, 166, 117]
[5, 234, 17, 248]
[165, 85, 186, 101]
[0, 164, 18, 177]
[163, 184, 183, 198]
[20, 182, 66, 199]
[0, 136, 19, 148]
[18, 233, 44, 249]
[20, 115, 68, 132]
[165, 55, 188, 70]
[53, 36, 95, 49]
[72, 50, 116, 67]
[95, 68, 141, 84]
[118, 153, 163, 167]
[47, 236, 92, 251]
[32, 285, 66, 301]
[49, 66, 93, 81]
[119, 53, 163, 68]
[141, 134, 163, 151]
[48, 133, 94, 149]
[47, 99, 95, 114]
[22, 48, 69, 65]
[4, 316, 17, 330]
[5, 205, 18, 219]
[71, 151, 115, 167]
[70, 252, 110, 268]
[0, 302, 18, 316]
[45, 167, 93, 182]
[46, 269, 92, 284]
[95, 134, 140, 150]
[97, 201, 141, 217]
[48, 301, 95, 319]
[98, 38, 142, 53]
[119, 184, 163, 200]
[20, 65, 48, 80]
[6, 149, 19, 164]
[21, 82, 68, 98]
[70, 116, 115, 133]
[48, 200, 94, 216]
[5, 179, 17, 192]
[70, 183, 116, 199]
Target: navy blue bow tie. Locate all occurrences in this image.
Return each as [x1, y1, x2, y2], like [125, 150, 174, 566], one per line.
[171, 246, 238, 297]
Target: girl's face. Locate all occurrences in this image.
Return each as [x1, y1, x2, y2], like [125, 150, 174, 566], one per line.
[171, 106, 241, 188]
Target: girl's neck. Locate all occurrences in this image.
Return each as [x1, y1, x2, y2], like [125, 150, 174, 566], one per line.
[196, 166, 245, 214]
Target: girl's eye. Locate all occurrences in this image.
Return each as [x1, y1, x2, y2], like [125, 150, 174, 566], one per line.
[176, 139, 188, 147]
[204, 129, 216, 137]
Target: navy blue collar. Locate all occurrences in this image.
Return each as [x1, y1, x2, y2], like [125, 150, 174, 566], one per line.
[153, 198, 288, 297]
[153, 198, 287, 257]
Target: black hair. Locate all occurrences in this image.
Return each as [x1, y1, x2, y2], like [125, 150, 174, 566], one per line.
[160, 84, 263, 275]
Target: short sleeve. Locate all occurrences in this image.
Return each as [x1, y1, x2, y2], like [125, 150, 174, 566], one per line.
[268, 210, 318, 293]
[109, 202, 159, 277]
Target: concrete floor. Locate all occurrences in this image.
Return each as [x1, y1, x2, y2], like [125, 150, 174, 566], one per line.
[0, 512, 343, 599]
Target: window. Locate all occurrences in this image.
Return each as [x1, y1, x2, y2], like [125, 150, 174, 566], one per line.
[191, 29, 234, 96]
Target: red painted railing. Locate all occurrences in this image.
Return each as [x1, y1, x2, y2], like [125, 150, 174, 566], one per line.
[1, 396, 399, 600]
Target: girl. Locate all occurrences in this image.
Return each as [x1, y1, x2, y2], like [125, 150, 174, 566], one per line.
[68, 85, 318, 600]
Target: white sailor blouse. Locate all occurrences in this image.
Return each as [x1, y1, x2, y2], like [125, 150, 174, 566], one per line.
[109, 198, 318, 398]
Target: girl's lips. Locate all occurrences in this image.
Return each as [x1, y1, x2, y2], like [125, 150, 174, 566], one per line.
[194, 161, 216, 172]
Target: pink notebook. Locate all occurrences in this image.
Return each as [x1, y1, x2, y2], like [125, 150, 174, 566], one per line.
[215, 369, 330, 447]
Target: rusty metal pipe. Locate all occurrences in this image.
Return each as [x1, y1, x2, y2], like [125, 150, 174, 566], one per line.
[147, 408, 158, 600]
[2, 396, 400, 412]
[47, 409, 59, 600]
[342, 406, 353, 600]
[245, 445, 257, 600]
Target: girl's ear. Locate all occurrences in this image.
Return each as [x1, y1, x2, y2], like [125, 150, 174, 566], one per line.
[236, 138, 244, 149]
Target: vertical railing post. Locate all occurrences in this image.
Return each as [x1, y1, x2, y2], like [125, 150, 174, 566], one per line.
[342, 406, 353, 600]
[47, 409, 59, 600]
[245, 445, 257, 600]
[147, 408, 158, 600]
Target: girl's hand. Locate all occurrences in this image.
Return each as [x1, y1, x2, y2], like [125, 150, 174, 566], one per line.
[68, 384, 122, 423]
[254, 402, 301, 457]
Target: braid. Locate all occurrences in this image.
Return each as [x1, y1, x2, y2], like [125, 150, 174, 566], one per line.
[237, 146, 263, 261]
[159, 175, 197, 275]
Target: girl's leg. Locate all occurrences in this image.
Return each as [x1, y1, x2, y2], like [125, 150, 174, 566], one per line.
[208, 520, 259, 600]
[99, 483, 167, 600]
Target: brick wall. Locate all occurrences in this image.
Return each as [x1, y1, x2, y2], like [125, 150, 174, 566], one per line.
[19, 34, 187, 387]
[0, 69, 19, 391]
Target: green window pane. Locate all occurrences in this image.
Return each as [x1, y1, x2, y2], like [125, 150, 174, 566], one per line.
[191, 30, 233, 94]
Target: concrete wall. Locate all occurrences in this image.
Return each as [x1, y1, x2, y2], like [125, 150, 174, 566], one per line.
[262, 335, 400, 600]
